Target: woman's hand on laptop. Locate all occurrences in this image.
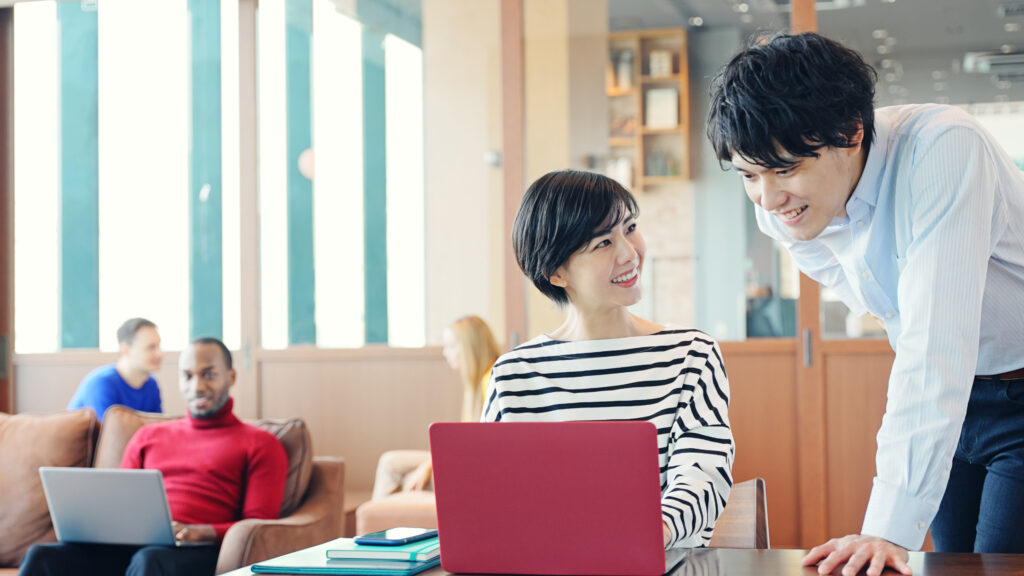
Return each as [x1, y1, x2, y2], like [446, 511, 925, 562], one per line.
[663, 522, 671, 548]
[173, 521, 218, 543]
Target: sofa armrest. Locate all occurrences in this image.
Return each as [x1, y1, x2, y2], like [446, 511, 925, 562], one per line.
[216, 457, 344, 574]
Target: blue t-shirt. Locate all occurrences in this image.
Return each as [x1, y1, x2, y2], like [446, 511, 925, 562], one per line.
[67, 364, 162, 422]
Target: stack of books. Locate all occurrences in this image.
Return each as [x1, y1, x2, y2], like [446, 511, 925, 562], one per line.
[252, 536, 441, 575]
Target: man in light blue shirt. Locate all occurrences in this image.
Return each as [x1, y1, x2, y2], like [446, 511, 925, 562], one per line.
[67, 317, 164, 421]
[707, 33, 1024, 576]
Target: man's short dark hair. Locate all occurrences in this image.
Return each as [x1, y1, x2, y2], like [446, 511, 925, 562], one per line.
[706, 32, 877, 168]
[117, 318, 157, 345]
[192, 337, 233, 371]
[512, 170, 639, 306]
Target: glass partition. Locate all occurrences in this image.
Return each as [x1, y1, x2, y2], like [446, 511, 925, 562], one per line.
[818, 0, 1024, 339]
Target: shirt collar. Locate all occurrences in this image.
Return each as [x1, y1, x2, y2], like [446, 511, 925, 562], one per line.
[847, 111, 890, 209]
[187, 397, 239, 429]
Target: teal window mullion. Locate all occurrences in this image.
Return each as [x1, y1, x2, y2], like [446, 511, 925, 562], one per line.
[362, 28, 388, 344]
[286, 0, 315, 345]
[189, 0, 224, 340]
[58, 4, 99, 349]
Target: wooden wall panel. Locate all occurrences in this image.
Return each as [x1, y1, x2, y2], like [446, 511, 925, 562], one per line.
[721, 342, 800, 548]
[824, 350, 893, 538]
[259, 349, 460, 492]
[14, 351, 186, 416]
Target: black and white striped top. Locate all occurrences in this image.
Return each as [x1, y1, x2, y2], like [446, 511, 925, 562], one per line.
[481, 328, 734, 548]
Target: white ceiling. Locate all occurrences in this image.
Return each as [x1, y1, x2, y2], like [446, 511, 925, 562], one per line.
[610, 0, 1024, 104]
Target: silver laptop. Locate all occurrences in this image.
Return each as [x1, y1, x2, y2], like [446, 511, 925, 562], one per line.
[39, 467, 212, 547]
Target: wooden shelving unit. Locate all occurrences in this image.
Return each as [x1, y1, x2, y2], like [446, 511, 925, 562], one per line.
[607, 28, 690, 191]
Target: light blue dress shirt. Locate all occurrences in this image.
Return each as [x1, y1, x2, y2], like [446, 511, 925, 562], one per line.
[755, 104, 1024, 550]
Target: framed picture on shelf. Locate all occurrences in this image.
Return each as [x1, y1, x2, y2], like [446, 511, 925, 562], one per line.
[645, 88, 678, 129]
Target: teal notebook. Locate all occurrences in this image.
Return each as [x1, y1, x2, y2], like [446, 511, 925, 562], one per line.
[324, 537, 440, 561]
[251, 541, 441, 575]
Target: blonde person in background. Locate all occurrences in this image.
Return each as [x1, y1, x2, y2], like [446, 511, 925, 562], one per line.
[371, 316, 502, 500]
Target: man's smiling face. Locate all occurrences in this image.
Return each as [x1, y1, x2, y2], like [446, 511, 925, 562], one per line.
[732, 143, 863, 241]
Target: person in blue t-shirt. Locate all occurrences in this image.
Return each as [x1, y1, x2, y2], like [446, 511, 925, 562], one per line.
[67, 317, 164, 421]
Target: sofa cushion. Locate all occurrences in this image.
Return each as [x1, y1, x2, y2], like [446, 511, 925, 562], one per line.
[94, 406, 312, 517]
[0, 410, 99, 567]
[92, 406, 174, 469]
[254, 417, 313, 517]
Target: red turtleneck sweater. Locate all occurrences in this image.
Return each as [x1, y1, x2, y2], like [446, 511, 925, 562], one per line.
[120, 398, 288, 539]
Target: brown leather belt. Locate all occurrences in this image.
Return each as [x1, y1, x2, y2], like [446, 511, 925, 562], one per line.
[976, 367, 1024, 381]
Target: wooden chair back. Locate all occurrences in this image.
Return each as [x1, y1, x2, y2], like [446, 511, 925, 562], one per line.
[708, 478, 770, 549]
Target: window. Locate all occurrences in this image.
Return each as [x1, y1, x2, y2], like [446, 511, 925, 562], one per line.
[13, 0, 241, 352]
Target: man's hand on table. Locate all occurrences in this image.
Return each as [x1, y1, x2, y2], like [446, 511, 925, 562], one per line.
[802, 534, 912, 576]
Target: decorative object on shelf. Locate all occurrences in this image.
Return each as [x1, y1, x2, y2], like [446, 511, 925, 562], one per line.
[609, 114, 637, 138]
[645, 148, 680, 177]
[616, 51, 634, 90]
[645, 87, 678, 129]
[607, 156, 634, 190]
[649, 50, 672, 78]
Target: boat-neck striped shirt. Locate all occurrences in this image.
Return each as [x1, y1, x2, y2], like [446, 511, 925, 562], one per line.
[482, 328, 734, 548]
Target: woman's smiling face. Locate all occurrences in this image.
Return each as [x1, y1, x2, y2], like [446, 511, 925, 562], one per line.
[550, 214, 646, 312]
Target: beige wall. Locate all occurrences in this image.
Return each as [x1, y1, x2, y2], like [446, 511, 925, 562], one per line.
[522, 0, 614, 339]
[423, 0, 507, 348]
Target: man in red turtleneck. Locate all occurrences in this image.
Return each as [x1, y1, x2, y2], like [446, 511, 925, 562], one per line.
[20, 337, 288, 576]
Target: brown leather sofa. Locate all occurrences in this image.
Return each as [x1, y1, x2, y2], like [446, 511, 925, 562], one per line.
[0, 406, 345, 575]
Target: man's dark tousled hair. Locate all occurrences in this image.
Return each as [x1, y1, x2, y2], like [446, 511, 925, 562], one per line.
[706, 32, 877, 168]
[192, 337, 233, 371]
[512, 170, 638, 306]
[117, 317, 157, 345]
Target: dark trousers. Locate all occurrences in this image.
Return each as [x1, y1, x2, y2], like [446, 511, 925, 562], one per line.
[931, 376, 1024, 553]
[18, 542, 219, 576]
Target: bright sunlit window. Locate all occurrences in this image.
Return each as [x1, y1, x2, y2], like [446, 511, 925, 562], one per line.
[259, 0, 425, 349]
[14, 0, 241, 352]
[13, 1, 59, 353]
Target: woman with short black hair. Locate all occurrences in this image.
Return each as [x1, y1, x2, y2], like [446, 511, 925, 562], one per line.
[484, 169, 734, 549]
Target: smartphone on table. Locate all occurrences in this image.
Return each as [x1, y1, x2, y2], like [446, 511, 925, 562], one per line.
[353, 527, 438, 546]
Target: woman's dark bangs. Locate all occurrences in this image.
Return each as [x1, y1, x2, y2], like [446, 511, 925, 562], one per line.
[581, 186, 639, 248]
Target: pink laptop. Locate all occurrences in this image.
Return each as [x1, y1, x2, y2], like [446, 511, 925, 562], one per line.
[429, 422, 686, 576]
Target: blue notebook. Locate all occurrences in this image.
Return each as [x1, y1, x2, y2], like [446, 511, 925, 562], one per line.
[251, 541, 441, 575]
[325, 537, 440, 561]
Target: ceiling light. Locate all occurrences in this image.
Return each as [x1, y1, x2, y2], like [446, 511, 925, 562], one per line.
[881, 59, 893, 68]
[933, 82, 947, 91]
[884, 37, 896, 46]
[1007, 23, 1022, 33]
[877, 45, 891, 54]
[931, 70, 947, 80]
[688, 17, 704, 27]
[1002, 44, 1015, 53]
[737, 3, 750, 13]
[872, 29, 888, 39]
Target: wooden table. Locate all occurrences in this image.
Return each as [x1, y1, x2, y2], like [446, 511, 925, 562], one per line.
[226, 548, 1024, 576]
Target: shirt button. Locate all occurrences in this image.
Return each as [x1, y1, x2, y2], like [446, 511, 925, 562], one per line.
[918, 521, 927, 531]
[861, 272, 870, 279]
[857, 221, 865, 228]
[885, 312, 894, 319]
[946, 461, 952, 470]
